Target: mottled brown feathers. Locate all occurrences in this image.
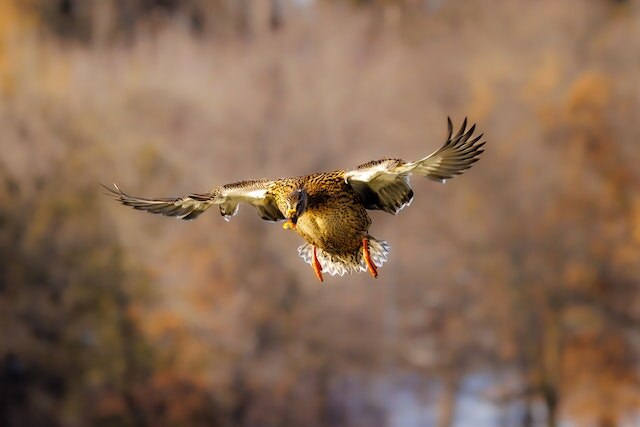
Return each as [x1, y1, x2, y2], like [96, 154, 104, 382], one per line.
[354, 158, 404, 170]
[220, 179, 271, 191]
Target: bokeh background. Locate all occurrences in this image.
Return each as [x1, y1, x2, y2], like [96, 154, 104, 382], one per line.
[1, 1, 639, 426]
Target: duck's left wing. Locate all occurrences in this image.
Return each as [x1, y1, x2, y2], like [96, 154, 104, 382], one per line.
[344, 117, 485, 214]
[104, 179, 284, 222]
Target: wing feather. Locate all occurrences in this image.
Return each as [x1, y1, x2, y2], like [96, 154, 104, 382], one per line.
[104, 179, 284, 222]
[216, 179, 284, 222]
[407, 117, 486, 181]
[344, 117, 485, 214]
[103, 183, 215, 220]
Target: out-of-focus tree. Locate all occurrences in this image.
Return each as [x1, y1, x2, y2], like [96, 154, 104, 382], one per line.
[463, 69, 640, 427]
[23, 0, 287, 43]
[0, 160, 155, 425]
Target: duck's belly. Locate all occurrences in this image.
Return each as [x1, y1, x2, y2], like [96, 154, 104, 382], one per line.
[295, 205, 370, 255]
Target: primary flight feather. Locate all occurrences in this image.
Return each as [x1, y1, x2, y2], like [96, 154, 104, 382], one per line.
[105, 117, 485, 281]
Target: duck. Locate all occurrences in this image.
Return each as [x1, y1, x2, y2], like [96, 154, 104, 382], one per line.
[105, 117, 485, 282]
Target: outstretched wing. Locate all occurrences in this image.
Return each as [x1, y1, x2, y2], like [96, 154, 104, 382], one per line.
[344, 117, 485, 214]
[213, 179, 284, 222]
[104, 179, 284, 222]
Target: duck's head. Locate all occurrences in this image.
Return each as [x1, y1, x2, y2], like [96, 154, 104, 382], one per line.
[282, 188, 308, 230]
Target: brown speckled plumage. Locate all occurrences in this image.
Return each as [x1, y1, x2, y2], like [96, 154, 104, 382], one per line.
[272, 171, 371, 259]
[105, 118, 485, 281]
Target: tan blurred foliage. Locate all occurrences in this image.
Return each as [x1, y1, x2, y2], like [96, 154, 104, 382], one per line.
[0, 1, 639, 426]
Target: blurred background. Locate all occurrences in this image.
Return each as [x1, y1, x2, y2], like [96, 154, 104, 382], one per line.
[1, 0, 639, 426]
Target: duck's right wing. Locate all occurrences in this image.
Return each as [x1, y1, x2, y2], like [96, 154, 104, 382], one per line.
[104, 179, 285, 222]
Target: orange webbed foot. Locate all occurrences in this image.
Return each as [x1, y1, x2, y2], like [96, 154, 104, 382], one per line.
[363, 237, 378, 279]
[312, 246, 324, 282]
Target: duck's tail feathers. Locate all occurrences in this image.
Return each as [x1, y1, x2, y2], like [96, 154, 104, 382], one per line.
[297, 236, 389, 277]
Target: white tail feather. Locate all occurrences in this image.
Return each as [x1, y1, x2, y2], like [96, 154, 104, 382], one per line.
[297, 237, 390, 277]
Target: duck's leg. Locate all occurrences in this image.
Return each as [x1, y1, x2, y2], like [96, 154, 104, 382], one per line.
[312, 246, 324, 282]
[362, 237, 378, 279]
